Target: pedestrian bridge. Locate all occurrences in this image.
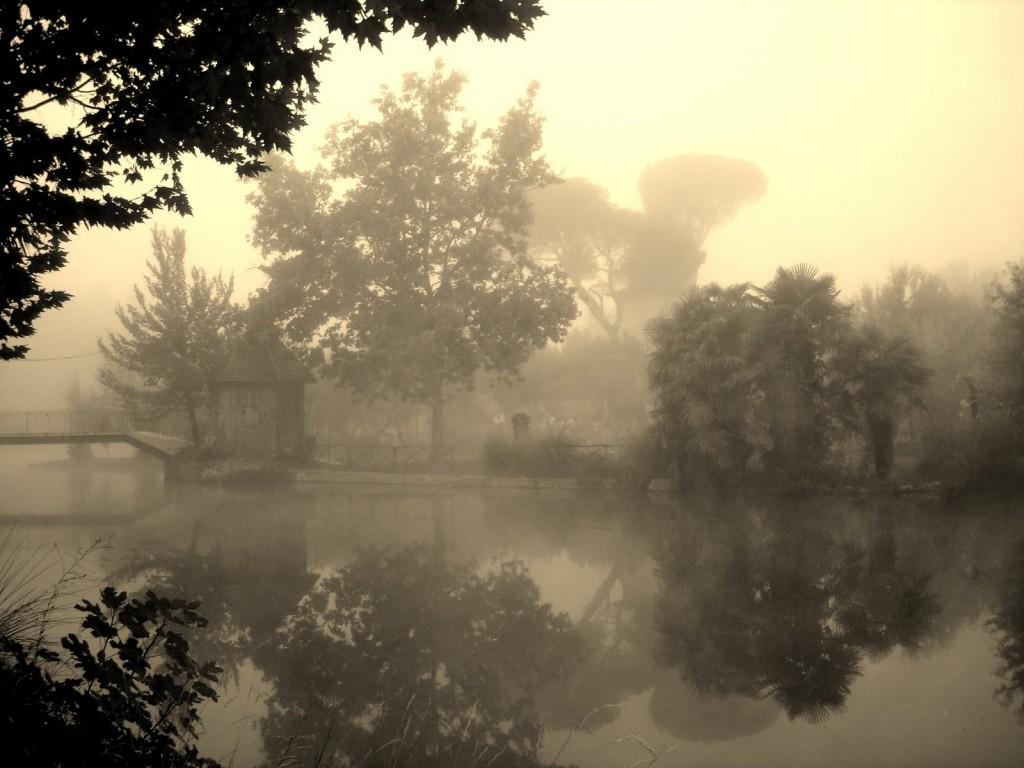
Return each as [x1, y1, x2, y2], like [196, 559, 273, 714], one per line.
[0, 410, 191, 459]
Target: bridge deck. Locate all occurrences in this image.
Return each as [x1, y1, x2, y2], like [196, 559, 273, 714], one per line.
[0, 431, 190, 459]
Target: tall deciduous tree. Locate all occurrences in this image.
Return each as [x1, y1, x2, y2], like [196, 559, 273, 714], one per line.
[637, 154, 767, 247]
[1, 1, 545, 359]
[528, 177, 702, 340]
[98, 228, 236, 445]
[250, 63, 577, 459]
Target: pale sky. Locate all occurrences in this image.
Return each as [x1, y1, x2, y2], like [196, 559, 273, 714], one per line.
[5, 0, 1024, 403]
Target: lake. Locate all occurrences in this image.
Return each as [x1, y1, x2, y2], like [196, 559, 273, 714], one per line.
[2, 444, 1023, 767]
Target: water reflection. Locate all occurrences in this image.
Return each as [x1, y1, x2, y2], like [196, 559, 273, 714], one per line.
[649, 674, 779, 741]
[1, 444, 164, 518]
[112, 497, 314, 680]
[991, 541, 1024, 722]
[253, 545, 581, 768]
[76, 485, 1024, 766]
[653, 499, 938, 722]
[538, 547, 658, 732]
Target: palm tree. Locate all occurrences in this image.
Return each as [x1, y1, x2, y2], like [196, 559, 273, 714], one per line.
[754, 264, 852, 475]
[839, 324, 931, 479]
[647, 283, 770, 477]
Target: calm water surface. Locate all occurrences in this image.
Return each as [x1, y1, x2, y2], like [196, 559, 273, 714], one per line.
[3, 445, 1023, 767]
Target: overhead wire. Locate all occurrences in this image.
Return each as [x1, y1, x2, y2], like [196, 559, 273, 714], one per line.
[8, 351, 103, 362]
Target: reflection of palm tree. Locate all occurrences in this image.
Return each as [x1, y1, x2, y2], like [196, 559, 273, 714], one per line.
[654, 500, 938, 723]
[254, 545, 582, 768]
[990, 541, 1024, 721]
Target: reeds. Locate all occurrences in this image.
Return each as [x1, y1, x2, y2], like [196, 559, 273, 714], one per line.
[0, 526, 102, 653]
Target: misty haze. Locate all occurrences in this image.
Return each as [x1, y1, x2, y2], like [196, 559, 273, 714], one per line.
[2, 2, 1023, 767]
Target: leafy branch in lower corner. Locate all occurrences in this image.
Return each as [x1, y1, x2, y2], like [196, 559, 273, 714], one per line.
[1, 586, 224, 767]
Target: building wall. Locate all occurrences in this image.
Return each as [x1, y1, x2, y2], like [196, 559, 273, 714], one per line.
[213, 382, 306, 458]
[277, 382, 305, 458]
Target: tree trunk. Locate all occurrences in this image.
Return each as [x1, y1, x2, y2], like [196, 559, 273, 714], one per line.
[186, 401, 202, 447]
[430, 387, 445, 469]
[574, 284, 619, 341]
[869, 415, 894, 480]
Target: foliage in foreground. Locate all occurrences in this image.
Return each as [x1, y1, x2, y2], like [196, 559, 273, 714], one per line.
[0, 587, 223, 768]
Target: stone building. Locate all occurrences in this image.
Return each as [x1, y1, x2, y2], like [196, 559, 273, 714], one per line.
[211, 331, 312, 459]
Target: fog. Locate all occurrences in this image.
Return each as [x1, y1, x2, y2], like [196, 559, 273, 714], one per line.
[4, 4, 1024, 767]
[4, 0, 1022, 407]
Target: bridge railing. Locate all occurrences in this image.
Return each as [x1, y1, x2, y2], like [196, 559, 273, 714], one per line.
[0, 410, 134, 435]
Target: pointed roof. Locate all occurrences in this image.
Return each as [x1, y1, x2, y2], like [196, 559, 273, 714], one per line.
[214, 330, 312, 384]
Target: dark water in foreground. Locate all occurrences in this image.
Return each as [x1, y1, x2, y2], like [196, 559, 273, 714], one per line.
[3, 445, 1024, 767]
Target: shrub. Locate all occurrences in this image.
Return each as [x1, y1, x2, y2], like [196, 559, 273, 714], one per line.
[915, 411, 1024, 493]
[483, 434, 576, 477]
[0, 587, 223, 768]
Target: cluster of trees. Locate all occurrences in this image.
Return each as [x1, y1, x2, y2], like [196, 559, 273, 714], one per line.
[87, 58, 771, 457]
[646, 257, 1024, 489]
[857, 261, 1024, 488]
[499, 157, 765, 440]
[648, 264, 931, 483]
[2, 1, 544, 360]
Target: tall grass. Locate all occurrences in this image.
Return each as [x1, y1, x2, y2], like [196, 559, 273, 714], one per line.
[0, 527, 101, 653]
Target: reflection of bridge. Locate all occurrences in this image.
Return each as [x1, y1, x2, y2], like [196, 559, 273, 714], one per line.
[0, 410, 190, 459]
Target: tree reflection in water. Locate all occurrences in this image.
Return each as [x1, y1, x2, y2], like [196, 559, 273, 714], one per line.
[991, 541, 1024, 721]
[254, 545, 582, 768]
[107, 502, 315, 683]
[649, 673, 779, 741]
[654, 501, 939, 723]
[111, 547, 315, 683]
